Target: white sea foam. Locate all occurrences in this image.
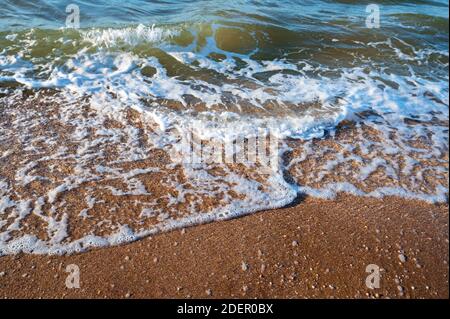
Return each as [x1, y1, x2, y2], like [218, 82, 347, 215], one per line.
[0, 24, 448, 255]
[81, 24, 180, 47]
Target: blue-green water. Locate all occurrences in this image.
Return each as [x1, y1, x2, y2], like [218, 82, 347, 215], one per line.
[0, 0, 448, 169]
[0, 0, 448, 165]
[1, 0, 449, 30]
[1, 0, 448, 81]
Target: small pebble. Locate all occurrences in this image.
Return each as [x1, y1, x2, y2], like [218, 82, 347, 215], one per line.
[292, 240, 299, 247]
[206, 289, 212, 296]
[241, 261, 249, 271]
[398, 254, 407, 263]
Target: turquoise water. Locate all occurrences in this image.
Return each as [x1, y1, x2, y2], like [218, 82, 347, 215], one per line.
[1, 0, 448, 82]
[1, 1, 448, 96]
[1, 0, 449, 30]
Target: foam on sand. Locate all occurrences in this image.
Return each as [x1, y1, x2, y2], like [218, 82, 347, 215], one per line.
[0, 21, 448, 255]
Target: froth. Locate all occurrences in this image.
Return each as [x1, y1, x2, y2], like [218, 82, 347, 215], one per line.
[81, 24, 180, 47]
[0, 23, 448, 255]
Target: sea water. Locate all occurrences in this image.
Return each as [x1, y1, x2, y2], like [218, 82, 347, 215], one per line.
[0, 0, 448, 254]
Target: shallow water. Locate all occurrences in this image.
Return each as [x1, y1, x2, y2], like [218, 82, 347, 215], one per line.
[0, 1, 448, 254]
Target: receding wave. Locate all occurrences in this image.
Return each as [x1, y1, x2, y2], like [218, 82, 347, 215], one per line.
[0, 1, 448, 255]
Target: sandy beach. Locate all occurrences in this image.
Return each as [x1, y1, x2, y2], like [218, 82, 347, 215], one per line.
[0, 194, 447, 299]
[0, 0, 448, 301]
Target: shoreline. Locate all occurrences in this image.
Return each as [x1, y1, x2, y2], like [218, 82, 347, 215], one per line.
[0, 194, 448, 299]
[0, 0, 449, 301]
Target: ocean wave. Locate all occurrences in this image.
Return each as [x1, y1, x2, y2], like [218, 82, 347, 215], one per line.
[0, 6, 448, 254]
[80, 24, 180, 47]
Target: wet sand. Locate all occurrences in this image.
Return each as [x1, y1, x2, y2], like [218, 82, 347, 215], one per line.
[0, 194, 448, 299]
